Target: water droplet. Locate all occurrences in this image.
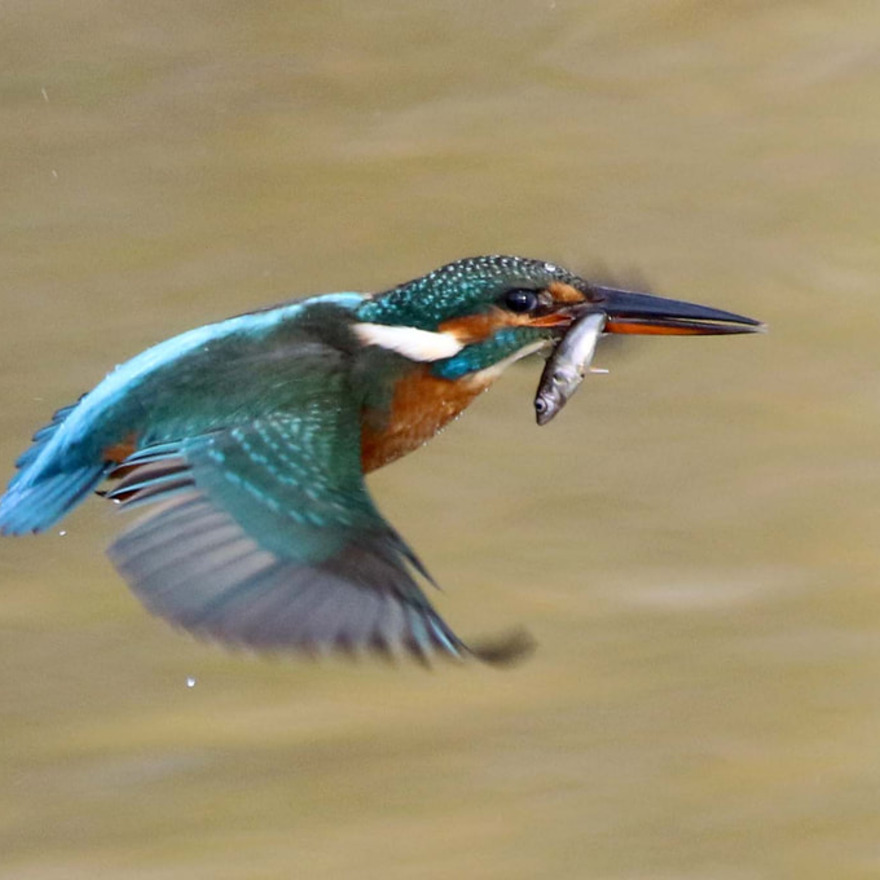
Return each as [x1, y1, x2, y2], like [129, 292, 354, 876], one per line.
[58, 530, 67, 536]
[186, 676, 196, 688]
[41, 87, 49, 103]
[543, 262, 558, 273]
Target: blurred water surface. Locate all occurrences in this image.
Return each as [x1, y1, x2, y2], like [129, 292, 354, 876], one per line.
[2, 2, 879, 878]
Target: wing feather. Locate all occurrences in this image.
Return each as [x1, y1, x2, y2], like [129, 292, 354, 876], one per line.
[106, 413, 475, 663]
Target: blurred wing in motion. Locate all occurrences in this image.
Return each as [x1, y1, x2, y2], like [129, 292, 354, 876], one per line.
[105, 411, 471, 665]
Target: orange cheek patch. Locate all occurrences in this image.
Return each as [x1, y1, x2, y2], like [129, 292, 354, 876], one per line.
[438, 311, 500, 343]
[439, 302, 575, 339]
[547, 281, 587, 305]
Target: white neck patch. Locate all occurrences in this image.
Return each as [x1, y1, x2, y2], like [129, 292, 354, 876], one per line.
[352, 322, 464, 362]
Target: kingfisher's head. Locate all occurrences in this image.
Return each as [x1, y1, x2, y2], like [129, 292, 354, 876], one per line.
[353, 255, 760, 380]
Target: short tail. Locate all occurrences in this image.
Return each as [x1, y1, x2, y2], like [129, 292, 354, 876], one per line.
[0, 398, 107, 535]
[0, 464, 107, 535]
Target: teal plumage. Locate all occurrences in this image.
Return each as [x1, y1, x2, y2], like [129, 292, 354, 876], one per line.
[358, 255, 578, 328]
[0, 256, 760, 664]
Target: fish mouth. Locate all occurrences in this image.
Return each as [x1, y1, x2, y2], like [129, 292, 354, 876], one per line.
[575, 285, 763, 336]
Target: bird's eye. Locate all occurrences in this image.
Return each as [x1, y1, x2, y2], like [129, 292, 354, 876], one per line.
[502, 289, 539, 314]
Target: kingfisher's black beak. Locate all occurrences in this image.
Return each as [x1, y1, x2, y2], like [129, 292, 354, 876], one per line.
[578, 285, 763, 336]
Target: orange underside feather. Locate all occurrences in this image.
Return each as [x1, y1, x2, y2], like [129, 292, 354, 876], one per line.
[361, 367, 492, 472]
[103, 432, 138, 464]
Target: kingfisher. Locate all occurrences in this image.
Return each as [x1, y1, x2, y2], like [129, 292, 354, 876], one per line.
[0, 256, 760, 665]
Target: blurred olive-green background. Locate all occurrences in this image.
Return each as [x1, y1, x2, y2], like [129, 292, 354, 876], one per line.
[2, 2, 879, 878]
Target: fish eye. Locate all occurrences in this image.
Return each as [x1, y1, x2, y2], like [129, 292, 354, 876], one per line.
[501, 288, 539, 314]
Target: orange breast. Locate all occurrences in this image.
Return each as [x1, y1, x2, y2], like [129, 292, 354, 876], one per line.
[360, 366, 491, 472]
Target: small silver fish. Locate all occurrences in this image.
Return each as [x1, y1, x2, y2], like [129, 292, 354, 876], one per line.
[534, 312, 606, 425]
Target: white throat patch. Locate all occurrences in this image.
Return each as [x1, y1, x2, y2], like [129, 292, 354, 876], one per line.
[352, 322, 464, 362]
